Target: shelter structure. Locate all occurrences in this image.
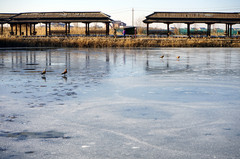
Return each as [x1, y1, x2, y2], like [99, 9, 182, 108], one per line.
[4, 12, 112, 36]
[0, 13, 17, 35]
[143, 12, 240, 37]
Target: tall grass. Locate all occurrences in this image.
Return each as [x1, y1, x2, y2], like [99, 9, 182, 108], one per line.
[1, 36, 240, 48]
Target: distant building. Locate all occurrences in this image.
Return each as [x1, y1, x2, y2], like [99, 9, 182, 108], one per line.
[112, 20, 126, 28]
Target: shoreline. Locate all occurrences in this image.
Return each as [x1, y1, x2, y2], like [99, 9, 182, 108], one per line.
[1, 36, 240, 48]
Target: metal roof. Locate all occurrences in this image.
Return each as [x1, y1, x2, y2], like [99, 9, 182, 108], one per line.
[143, 12, 240, 24]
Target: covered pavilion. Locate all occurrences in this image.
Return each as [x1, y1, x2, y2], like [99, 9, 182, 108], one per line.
[1, 12, 112, 36]
[143, 12, 240, 37]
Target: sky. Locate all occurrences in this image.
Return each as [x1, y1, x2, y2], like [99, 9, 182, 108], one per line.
[1, 0, 240, 27]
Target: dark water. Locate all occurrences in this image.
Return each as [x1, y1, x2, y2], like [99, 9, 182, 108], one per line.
[0, 48, 240, 159]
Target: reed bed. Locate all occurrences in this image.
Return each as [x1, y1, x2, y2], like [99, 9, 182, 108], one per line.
[0, 36, 240, 48]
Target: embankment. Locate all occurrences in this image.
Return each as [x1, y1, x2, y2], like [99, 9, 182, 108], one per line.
[1, 36, 240, 48]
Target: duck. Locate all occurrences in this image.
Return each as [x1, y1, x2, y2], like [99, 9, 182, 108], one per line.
[41, 68, 46, 75]
[160, 55, 164, 58]
[62, 68, 67, 76]
[177, 56, 180, 59]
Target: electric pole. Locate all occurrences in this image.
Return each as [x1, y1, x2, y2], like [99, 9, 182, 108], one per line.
[132, 8, 134, 26]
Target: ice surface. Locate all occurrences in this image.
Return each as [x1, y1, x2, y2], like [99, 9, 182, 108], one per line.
[0, 48, 240, 159]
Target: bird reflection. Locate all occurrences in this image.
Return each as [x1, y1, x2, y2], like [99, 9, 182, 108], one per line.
[41, 76, 46, 82]
[62, 76, 67, 82]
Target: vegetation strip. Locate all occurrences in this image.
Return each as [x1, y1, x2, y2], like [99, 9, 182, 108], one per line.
[1, 36, 240, 47]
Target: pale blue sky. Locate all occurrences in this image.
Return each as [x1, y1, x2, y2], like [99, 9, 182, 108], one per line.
[1, 0, 240, 26]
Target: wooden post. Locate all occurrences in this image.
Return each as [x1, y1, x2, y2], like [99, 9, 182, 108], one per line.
[225, 24, 227, 36]
[227, 24, 230, 37]
[45, 23, 48, 36]
[20, 24, 22, 36]
[187, 23, 191, 38]
[65, 23, 68, 35]
[209, 24, 211, 37]
[33, 24, 36, 35]
[1, 24, 3, 35]
[68, 23, 70, 34]
[10, 24, 13, 35]
[230, 24, 233, 37]
[207, 23, 212, 37]
[26, 24, 28, 37]
[85, 23, 87, 36]
[85, 23, 90, 36]
[106, 23, 109, 36]
[147, 23, 149, 36]
[49, 23, 51, 35]
[30, 24, 32, 35]
[167, 23, 170, 37]
[15, 24, 18, 36]
[87, 23, 90, 35]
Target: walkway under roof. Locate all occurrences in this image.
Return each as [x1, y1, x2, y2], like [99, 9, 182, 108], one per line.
[143, 12, 240, 37]
[1, 12, 113, 36]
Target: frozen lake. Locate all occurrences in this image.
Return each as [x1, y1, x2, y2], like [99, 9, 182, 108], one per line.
[0, 48, 240, 159]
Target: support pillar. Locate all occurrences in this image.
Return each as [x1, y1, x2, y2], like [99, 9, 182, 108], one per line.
[229, 24, 233, 37]
[15, 24, 18, 36]
[85, 23, 87, 36]
[207, 23, 212, 37]
[0, 24, 3, 35]
[225, 24, 228, 37]
[146, 23, 149, 36]
[88, 23, 90, 36]
[10, 24, 13, 35]
[106, 23, 109, 36]
[227, 24, 229, 37]
[45, 23, 48, 36]
[68, 23, 70, 34]
[20, 24, 22, 36]
[49, 23, 51, 35]
[166, 23, 170, 37]
[33, 24, 36, 35]
[65, 23, 68, 35]
[30, 24, 32, 35]
[26, 24, 28, 37]
[1, 24, 3, 35]
[85, 23, 90, 36]
[187, 23, 191, 38]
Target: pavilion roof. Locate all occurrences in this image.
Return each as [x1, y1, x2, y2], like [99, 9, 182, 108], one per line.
[143, 12, 240, 24]
[3, 12, 112, 24]
[0, 13, 17, 23]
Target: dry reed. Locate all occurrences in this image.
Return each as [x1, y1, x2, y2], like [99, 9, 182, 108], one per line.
[0, 36, 240, 48]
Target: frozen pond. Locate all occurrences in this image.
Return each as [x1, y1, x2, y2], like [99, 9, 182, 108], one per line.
[0, 48, 240, 159]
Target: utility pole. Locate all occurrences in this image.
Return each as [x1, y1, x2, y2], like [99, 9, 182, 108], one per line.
[132, 8, 134, 26]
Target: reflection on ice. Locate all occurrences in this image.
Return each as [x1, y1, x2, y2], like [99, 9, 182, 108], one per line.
[0, 131, 68, 140]
[0, 48, 240, 159]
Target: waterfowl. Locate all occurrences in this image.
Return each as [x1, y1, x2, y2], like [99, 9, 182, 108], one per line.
[160, 55, 164, 58]
[41, 68, 46, 75]
[177, 56, 180, 59]
[62, 68, 67, 75]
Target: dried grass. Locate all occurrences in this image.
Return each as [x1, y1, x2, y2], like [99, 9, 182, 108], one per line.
[0, 35, 240, 48]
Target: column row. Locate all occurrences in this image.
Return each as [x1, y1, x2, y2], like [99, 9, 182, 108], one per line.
[7, 22, 110, 37]
[146, 23, 235, 37]
[10, 24, 36, 36]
